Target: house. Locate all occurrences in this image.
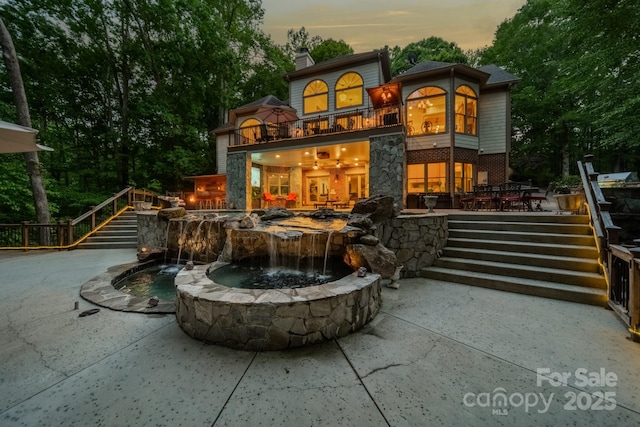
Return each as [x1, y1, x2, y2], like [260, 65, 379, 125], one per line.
[212, 48, 519, 211]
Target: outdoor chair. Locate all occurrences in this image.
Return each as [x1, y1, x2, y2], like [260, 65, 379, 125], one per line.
[498, 182, 523, 211]
[285, 192, 297, 208]
[472, 184, 498, 211]
[263, 192, 276, 207]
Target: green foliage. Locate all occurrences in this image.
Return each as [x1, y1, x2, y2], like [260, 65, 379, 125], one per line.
[284, 27, 323, 59]
[310, 39, 354, 63]
[549, 175, 583, 194]
[391, 36, 468, 76]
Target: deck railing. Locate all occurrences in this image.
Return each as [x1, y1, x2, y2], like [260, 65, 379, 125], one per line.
[230, 104, 402, 147]
[578, 154, 640, 341]
[0, 187, 159, 251]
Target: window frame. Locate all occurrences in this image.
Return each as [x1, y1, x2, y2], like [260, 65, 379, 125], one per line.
[335, 72, 364, 110]
[303, 79, 329, 114]
[406, 87, 447, 136]
[455, 85, 478, 136]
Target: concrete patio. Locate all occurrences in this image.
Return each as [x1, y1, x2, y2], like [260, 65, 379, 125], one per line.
[1, 248, 639, 426]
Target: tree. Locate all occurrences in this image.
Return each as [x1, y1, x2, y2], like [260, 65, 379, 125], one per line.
[0, 16, 51, 225]
[391, 36, 468, 76]
[283, 27, 323, 59]
[310, 39, 353, 63]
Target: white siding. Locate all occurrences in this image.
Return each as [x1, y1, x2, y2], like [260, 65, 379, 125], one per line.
[407, 134, 450, 150]
[478, 91, 508, 154]
[289, 62, 385, 118]
[216, 135, 229, 174]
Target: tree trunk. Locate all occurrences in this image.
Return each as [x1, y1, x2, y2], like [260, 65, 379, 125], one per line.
[0, 17, 51, 231]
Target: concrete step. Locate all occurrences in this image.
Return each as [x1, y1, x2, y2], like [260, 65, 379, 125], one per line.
[442, 247, 602, 274]
[448, 228, 596, 246]
[84, 235, 137, 244]
[448, 219, 592, 235]
[420, 266, 607, 306]
[447, 213, 590, 224]
[445, 238, 599, 259]
[434, 257, 605, 289]
[77, 241, 137, 250]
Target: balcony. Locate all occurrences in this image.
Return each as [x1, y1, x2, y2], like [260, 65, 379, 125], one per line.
[230, 104, 402, 147]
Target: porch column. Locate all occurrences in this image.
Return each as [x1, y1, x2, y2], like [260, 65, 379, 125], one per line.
[369, 132, 405, 208]
[226, 150, 251, 210]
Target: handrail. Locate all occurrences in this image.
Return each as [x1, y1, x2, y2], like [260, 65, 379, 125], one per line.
[0, 186, 159, 251]
[579, 154, 639, 342]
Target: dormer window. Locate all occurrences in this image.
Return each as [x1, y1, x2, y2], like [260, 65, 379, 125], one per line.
[455, 85, 477, 135]
[335, 72, 363, 109]
[303, 80, 328, 114]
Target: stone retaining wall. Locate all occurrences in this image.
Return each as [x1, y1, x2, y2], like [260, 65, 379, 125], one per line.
[375, 213, 448, 278]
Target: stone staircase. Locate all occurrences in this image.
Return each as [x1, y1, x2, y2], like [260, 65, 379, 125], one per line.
[77, 210, 138, 249]
[420, 213, 607, 306]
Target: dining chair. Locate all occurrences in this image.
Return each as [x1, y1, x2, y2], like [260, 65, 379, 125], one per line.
[498, 182, 523, 211]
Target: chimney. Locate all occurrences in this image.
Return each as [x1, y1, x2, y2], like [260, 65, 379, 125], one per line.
[295, 47, 315, 70]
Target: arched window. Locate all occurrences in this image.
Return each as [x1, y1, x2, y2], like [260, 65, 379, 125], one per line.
[239, 118, 261, 144]
[406, 87, 447, 135]
[335, 72, 363, 109]
[455, 85, 477, 135]
[303, 80, 328, 114]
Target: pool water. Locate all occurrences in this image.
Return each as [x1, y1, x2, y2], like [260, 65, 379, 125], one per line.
[208, 257, 354, 290]
[115, 264, 183, 300]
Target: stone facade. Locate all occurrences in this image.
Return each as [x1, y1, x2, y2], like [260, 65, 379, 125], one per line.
[369, 132, 405, 209]
[226, 151, 250, 210]
[175, 265, 381, 351]
[375, 213, 448, 278]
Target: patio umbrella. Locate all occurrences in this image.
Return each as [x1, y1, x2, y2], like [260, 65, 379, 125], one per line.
[0, 119, 53, 153]
[253, 106, 299, 124]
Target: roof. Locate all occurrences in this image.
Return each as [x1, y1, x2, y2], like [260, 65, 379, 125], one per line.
[477, 64, 520, 88]
[390, 60, 490, 86]
[286, 49, 392, 83]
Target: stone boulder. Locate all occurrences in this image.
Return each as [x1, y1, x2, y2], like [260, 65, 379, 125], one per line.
[350, 194, 399, 225]
[157, 207, 186, 221]
[258, 206, 294, 221]
[343, 243, 400, 279]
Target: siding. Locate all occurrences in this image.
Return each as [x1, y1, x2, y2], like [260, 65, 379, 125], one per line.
[216, 134, 229, 174]
[478, 91, 507, 154]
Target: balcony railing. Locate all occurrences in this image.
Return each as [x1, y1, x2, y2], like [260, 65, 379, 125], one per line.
[230, 104, 402, 147]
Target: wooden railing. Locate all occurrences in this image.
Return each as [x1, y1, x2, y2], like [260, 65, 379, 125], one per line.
[230, 104, 402, 147]
[0, 187, 159, 251]
[578, 154, 640, 341]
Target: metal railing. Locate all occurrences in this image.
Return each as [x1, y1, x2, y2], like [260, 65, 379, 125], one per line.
[0, 187, 159, 251]
[578, 154, 640, 341]
[230, 104, 402, 147]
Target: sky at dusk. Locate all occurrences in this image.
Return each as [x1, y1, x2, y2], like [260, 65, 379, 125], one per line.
[260, 0, 528, 52]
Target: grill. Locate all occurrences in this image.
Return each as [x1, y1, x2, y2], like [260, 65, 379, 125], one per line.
[597, 172, 640, 188]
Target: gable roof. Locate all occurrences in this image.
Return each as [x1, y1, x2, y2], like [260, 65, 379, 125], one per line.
[390, 60, 490, 85]
[285, 49, 392, 82]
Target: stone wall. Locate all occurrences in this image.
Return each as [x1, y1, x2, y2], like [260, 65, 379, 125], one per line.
[226, 151, 250, 210]
[369, 132, 405, 209]
[375, 213, 448, 278]
[136, 211, 167, 251]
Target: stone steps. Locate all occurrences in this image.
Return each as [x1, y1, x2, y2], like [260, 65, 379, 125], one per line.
[77, 210, 138, 250]
[420, 213, 607, 306]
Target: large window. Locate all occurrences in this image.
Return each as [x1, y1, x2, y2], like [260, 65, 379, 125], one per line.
[427, 162, 447, 193]
[455, 162, 473, 193]
[455, 85, 477, 135]
[407, 162, 447, 193]
[406, 87, 447, 135]
[268, 173, 289, 196]
[335, 72, 363, 109]
[303, 80, 328, 114]
[407, 164, 425, 193]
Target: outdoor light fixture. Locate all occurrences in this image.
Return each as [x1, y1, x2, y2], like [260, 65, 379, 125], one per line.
[313, 161, 318, 170]
[336, 160, 341, 168]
